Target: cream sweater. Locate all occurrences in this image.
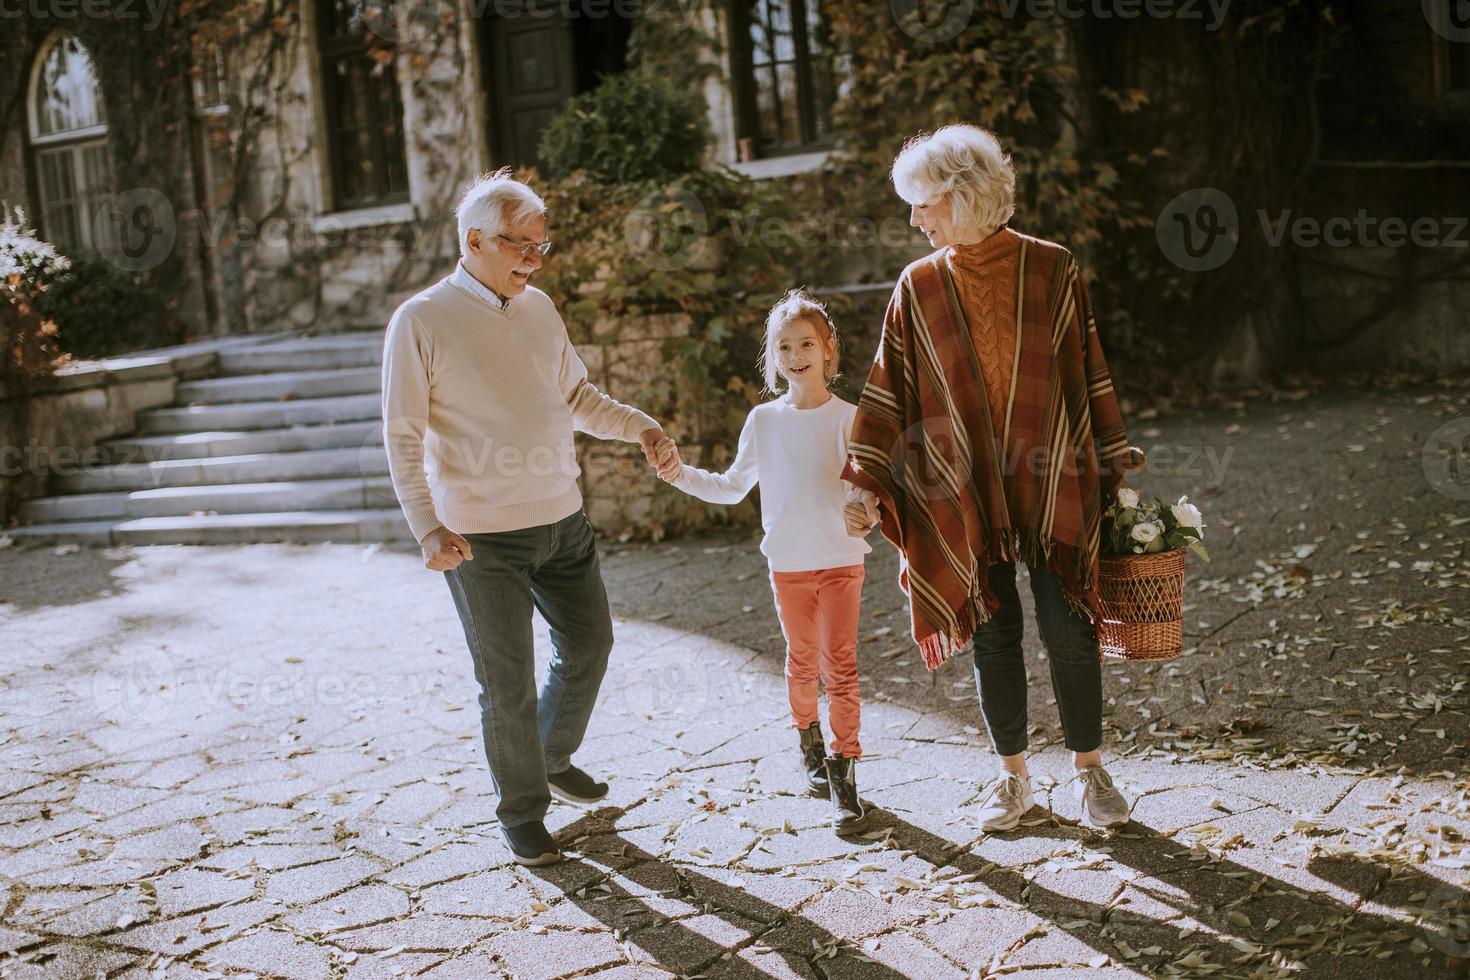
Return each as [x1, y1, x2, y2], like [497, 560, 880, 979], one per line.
[382, 264, 658, 541]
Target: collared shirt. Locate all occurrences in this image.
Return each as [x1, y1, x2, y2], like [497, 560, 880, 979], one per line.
[449, 260, 510, 310]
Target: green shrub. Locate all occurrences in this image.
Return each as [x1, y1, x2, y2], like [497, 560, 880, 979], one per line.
[35, 256, 173, 360]
[538, 70, 710, 184]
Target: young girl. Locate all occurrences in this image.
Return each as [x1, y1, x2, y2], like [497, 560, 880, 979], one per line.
[658, 289, 877, 834]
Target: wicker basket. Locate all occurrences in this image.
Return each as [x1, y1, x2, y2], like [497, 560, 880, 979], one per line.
[1095, 547, 1187, 662]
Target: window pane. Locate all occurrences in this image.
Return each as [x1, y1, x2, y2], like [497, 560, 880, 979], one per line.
[371, 65, 410, 195]
[764, 0, 795, 62]
[339, 61, 375, 203]
[805, 0, 835, 142]
[754, 63, 779, 148]
[749, 4, 771, 67]
[34, 36, 106, 137]
[773, 62, 799, 146]
[37, 148, 80, 251]
[79, 142, 112, 249]
[748, 1, 802, 151]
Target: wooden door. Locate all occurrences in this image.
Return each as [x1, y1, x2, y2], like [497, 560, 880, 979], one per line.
[482, 9, 576, 170]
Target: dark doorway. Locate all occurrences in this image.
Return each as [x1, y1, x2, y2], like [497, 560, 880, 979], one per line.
[476, 1, 634, 170]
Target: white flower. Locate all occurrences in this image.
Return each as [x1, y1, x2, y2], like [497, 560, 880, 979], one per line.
[1170, 496, 1204, 530]
[1116, 487, 1140, 509]
[1129, 522, 1159, 544]
[0, 214, 69, 281]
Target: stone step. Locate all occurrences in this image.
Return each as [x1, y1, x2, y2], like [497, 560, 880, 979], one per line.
[6, 509, 415, 546]
[174, 367, 381, 405]
[55, 446, 389, 494]
[21, 476, 397, 523]
[217, 334, 383, 375]
[102, 420, 382, 465]
[139, 393, 381, 434]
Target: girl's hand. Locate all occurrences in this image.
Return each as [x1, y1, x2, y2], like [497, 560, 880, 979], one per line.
[843, 500, 877, 537]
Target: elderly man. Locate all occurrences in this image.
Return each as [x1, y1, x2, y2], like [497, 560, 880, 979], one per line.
[382, 169, 678, 866]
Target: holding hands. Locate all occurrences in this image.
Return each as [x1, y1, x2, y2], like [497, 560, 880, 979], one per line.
[639, 426, 682, 483]
[843, 492, 880, 537]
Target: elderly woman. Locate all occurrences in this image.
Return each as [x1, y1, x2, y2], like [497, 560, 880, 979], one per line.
[842, 125, 1143, 833]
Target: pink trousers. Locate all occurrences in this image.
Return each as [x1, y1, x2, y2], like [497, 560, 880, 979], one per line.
[769, 564, 865, 759]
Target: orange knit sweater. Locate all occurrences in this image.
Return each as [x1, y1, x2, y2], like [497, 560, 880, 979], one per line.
[948, 241, 1019, 445]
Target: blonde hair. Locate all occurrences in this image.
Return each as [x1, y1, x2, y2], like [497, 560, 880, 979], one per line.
[759, 288, 839, 396]
[891, 124, 1016, 233]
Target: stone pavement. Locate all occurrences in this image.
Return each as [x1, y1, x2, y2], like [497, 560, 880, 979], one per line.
[0, 379, 1467, 979]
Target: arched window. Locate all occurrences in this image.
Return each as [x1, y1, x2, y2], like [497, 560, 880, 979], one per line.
[28, 34, 113, 252]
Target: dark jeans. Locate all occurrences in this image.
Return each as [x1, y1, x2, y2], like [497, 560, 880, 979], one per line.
[970, 561, 1103, 757]
[444, 509, 614, 828]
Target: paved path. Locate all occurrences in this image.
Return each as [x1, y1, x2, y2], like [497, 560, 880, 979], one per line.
[0, 381, 1467, 978]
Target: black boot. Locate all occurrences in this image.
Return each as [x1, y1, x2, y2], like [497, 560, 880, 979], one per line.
[824, 755, 868, 834]
[798, 722, 828, 796]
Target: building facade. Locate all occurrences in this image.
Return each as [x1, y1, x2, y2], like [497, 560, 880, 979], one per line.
[1, 0, 1466, 375]
[1, 0, 849, 339]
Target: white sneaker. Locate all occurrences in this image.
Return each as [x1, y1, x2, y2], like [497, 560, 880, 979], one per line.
[977, 773, 1036, 832]
[1074, 765, 1130, 829]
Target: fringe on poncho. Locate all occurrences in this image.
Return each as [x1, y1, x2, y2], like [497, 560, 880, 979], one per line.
[840, 228, 1141, 670]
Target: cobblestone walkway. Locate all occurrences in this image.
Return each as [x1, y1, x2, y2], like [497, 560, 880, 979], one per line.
[1, 381, 1467, 979]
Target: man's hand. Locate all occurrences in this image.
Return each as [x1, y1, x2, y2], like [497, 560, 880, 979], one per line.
[656, 443, 684, 484]
[421, 526, 473, 572]
[639, 427, 681, 482]
[843, 497, 880, 537]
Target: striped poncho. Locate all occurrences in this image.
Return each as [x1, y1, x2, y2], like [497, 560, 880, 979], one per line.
[840, 227, 1140, 670]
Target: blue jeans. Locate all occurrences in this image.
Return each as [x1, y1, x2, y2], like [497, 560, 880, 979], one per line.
[444, 509, 614, 828]
[970, 561, 1103, 757]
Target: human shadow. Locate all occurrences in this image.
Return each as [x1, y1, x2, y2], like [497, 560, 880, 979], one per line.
[1309, 851, 1470, 975]
[526, 804, 912, 979]
[0, 541, 135, 612]
[864, 808, 1468, 977]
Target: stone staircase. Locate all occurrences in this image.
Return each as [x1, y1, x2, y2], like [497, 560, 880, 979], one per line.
[10, 333, 417, 546]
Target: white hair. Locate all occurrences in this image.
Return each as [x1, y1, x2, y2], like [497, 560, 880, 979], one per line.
[891, 125, 1016, 234]
[454, 167, 546, 259]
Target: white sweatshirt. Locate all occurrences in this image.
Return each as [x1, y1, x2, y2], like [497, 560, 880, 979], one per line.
[674, 394, 872, 573]
[382, 263, 658, 541]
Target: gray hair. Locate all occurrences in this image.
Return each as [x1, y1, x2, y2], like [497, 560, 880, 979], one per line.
[891, 125, 1016, 234]
[454, 167, 546, 260]
[759, 288, 840, 396]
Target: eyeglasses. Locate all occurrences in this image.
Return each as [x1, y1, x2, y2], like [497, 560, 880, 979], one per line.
[494, 233, 554, 257]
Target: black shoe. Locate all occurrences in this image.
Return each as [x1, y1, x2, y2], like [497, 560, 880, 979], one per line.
[825, 755, 868, 835]
[798, 722, 829, 797]
[501, 820, 561, 866]
[547, 763, 609, 805]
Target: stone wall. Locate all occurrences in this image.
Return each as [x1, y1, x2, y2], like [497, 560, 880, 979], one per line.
[576, 311, 698, 535]
[210, 6, 479, 335]
[0, 355, 194, 526]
